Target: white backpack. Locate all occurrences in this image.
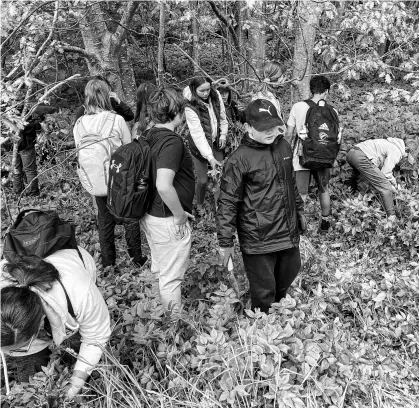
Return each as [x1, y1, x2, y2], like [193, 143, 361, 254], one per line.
[75, 112, 116, 196]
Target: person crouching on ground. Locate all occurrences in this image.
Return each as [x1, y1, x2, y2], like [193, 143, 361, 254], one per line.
[216, 99, 306, 313]
[141, 87, 195, 315]
[0, 248, 111, 399]
[346, 137, 417, 217]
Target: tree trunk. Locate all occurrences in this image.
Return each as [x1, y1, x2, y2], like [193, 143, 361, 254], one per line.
[191, 1, 200, 73]
[247, 1, 266, 75]
[291, 0, 324, 103]
[157, 0, 165, 86]
[75, 1, 139, 106]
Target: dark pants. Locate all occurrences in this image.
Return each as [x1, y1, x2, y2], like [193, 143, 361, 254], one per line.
[242, 247, 301, 313]
[95, 196, 143, 267]
[13, 147, 39, 196]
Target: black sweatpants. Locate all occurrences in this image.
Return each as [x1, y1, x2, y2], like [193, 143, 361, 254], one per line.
[95, 196, 143, 267]
[242, 246, 301, 313]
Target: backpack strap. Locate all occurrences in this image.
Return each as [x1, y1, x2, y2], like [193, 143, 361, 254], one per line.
[57, 277, 76, 320]
[304, 99, 317, 108]
[102, 112, 116, 141]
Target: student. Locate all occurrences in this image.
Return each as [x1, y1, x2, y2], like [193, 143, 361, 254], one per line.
[346, 137, 416, 216]
[13, 104, 58, 196]
[285, 75, 341, 232]
[133, 82, 157, 137]
[251, 61, 285, 120]
[216, 99, 306, 313]
[183, 76, 228, 216]
[74, 76, 134, 123]
[0, 248, 111, 399]
[141, 87, 195, 314]
[73, 79, 146, 268]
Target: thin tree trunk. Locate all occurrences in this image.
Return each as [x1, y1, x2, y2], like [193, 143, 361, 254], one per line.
[248, 1, 266, 74]
[191, 1, 200, 74]
[157, 0, 165, 86]
[291, 0, 324, 103]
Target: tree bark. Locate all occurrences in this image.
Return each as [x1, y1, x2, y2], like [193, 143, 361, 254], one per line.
[157, 0, 165, 86]
[247, 1, 266, 75]
[291, 0, 325, 103]
[75, 1, 140, 106]
[191, 1, 200, 73]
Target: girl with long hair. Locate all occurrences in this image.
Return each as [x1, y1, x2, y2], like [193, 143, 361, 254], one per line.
[183, 76, 228, 216]
[0, 249, 111, 399]
[133, 82, 157, 137]
[73, 79, 147, 269]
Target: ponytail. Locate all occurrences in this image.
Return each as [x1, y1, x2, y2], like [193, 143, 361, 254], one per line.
[1, 255, 60, 347]
[252, 61, 283, 97]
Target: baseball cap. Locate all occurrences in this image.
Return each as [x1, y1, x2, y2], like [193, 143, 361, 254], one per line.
[245, 99, 284, 131]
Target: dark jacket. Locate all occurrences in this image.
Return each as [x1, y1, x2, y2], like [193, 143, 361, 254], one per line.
[186, 94, 222, 161]
[216, 133, 304, 254]
[74, 100, 134, 123]
[18, 104, 59, 151]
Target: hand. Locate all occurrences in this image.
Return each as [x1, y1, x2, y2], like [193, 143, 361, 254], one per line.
[64, 376, 86, 400]
[218, 138, 227, 149]
[209, 157, 222, 169]
[297, 212, 307, 233]
[109, 92, 121, 104]
[173, 211, 194, 237]
[218, 247, 234, 267]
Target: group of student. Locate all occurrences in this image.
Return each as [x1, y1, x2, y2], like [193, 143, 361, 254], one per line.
[2, 62, 417, 398]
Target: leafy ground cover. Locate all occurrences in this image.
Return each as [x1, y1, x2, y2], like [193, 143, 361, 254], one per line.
[1, 82, 418, 407]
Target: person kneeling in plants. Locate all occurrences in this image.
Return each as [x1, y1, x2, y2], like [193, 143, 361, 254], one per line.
[216, 99, 306, 313]
[346, 137, 417, 218]
[0, 248, 111, 399]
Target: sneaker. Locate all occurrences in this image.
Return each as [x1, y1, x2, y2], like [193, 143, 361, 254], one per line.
[319, 217, 330, 232]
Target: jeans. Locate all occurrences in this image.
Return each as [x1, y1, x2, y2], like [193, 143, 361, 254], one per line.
[141, 214, 192, 312]
[242, 246, 301, 313]
[13, 147, 39, 195]
[346, 148, 395, 215]
[192, 148, 224, 206]
[95, 196, 144, 267]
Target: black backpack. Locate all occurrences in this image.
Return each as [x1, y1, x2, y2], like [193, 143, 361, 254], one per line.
[107, 137, 152, 223]
[3, 209, 84, 265]
[299, 99, 340, 170]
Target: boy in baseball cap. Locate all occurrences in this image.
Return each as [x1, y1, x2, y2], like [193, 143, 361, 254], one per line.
[216, 99, 306, 313]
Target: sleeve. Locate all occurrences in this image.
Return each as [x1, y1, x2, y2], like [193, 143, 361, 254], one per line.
[216, 156, 245, 248]
[156, 137, 183, 172]
[118, 116, 132, 145]
[287, 105, 297, 128]
[381, 150, 402, 185]
[113, 100, 134, 122]
[33, 104, 59, 121]
[217, 91, 228, 140]
[293, 172, 304, 212]
[184, 106, 214, 162]
[73, 282, 111, 374]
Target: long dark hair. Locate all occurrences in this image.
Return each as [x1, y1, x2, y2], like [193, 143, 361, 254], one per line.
[1, 255, 60, 347]
[84, 79, 114, 115]
[189, 76, 218, 107]
[134, 82, 157, 135]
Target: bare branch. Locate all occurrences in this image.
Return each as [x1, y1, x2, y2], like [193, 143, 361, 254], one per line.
[114, 0, 141, 55]
[1, 1, 55, 49]
[207, 0, 240, 49]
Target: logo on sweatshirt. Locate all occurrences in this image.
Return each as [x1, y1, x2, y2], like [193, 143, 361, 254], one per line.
[259, 106, 272, 116]
[110, 160, 122, 173]
[319, 123, 329, 131]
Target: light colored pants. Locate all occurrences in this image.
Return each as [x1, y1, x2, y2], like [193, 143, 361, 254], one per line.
[141, 214, 192, 312]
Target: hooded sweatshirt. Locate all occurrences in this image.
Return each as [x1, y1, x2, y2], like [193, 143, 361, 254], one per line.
[0, 247, 111, 375]
[356, 138, 405, 185]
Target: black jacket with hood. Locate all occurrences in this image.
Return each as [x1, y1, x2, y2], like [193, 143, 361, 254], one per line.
[216, 133, 304, 254]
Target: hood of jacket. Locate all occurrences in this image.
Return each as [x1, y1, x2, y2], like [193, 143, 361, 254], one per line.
[387, 137, 405, 156]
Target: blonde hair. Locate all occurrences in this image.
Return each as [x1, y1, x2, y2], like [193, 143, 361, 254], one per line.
[252, 61, 283, 97]
[84, 79, 114, 114]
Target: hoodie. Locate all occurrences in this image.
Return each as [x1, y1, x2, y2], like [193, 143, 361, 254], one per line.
[356, 138, 405, 185]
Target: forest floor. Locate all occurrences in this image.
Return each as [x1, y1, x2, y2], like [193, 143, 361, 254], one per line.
[0, 81, 418, 408]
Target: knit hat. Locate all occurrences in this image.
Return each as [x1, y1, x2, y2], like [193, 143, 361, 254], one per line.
[245, 99, 284, 131]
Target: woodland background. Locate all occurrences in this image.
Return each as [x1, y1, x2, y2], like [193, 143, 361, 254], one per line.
[1, 1, 419, 407]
